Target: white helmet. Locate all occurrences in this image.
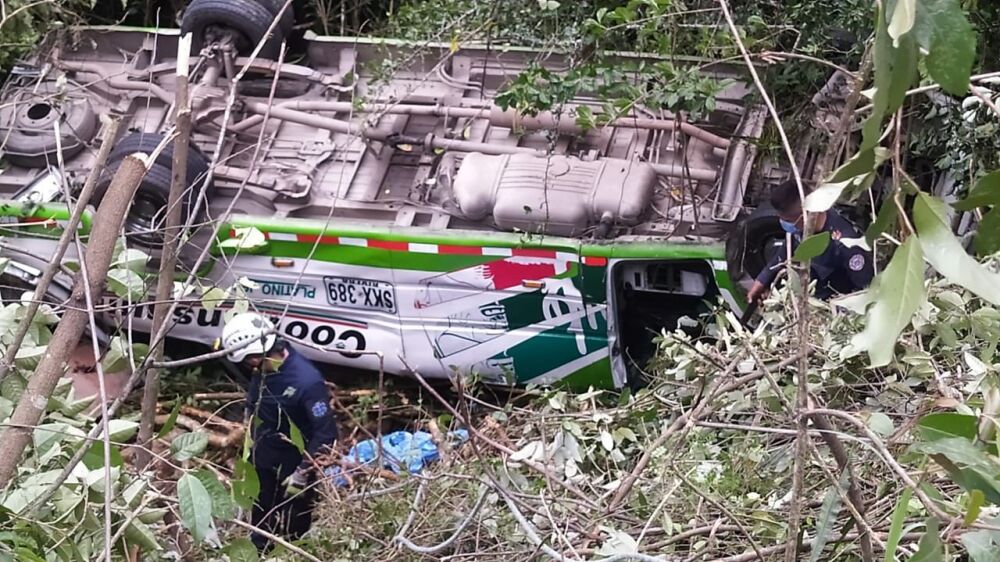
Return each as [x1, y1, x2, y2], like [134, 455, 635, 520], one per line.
[222, 312, 276, 363]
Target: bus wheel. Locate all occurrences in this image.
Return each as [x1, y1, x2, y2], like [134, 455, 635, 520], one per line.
[181, 0, 285, 59]
[0, 82, 97, 168]
[726, 205, 785, 285]
[257, 0, 295, 37]
[95, 132, 212, 247]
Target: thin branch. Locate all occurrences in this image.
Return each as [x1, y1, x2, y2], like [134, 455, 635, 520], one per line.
[715, 3, 812, 560]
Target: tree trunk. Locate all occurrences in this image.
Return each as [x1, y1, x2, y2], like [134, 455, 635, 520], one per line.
[0, 119, 120, 383]
[0, 154, 148, 488]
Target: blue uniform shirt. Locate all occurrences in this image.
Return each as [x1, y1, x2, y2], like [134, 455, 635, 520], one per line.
[246, 346, 338, 472]
[756, 209, 875, 300]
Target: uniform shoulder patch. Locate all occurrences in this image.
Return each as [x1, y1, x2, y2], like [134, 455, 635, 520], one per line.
[311, 401, 329, 418]
[849, 253, 865, 271]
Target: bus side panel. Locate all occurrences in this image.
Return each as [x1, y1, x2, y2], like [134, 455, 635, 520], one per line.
[393, 249, 614, 388]
[223, 254, 404, 375]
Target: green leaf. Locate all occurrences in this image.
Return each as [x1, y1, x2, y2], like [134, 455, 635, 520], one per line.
[219, 227, 267, 252]
[866, 412, 895, 437]
[914, 0, 976, 96]
[793, 232, 831, 261]
[177, 473, 213, 543]
[862, 5, 918, 151]
[107, 419, 139, 442]
[100, 337, 130, 373]
[808, 470, 847, 562]
[231, 458, 260, 511]
[804, 179, 854, 213]
[123, 519, 161, 552]
[866, 200, 900, 245]
[974, 208, 1000, 257]
[113, 248, 149, 274]
[288, 419, 305, 453]
[200, 286, 228, 313]
[223, 538, 260, 562]
[1, 374, 26, 402]
[884, 487, 912, 562]
[82, 441, 124, 471]
[12, 548, 44, 562]
[964, 489, 985, 526]
[911, 437, 1000, 474]
[831, 149, 878, 183]
[888, 0, 916, 45]
[887, 34, 919, 115]
[911, 438, 1000, 501]
[918, 413, 978, 442]
[960, 529, 1000, 562]
[171, 431, 208, 461]
[106, 268, 146, 300]
[848, 237, 925, 367]
[156, 401, 181, 439]
[193, 469, 234, 521]
[955, 171, 1000, 211]
[914, 193, 1000, 306]
[910, 518, 943, 562]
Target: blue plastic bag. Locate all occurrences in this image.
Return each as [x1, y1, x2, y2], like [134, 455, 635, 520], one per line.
[324, 429, 469, 486]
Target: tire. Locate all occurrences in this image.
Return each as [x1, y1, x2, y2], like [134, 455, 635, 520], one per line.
[123, 163, 180, 246]
[107, 132, 210, 187]
[1, 82, 98, 168]
[725, 205, 786, 284]
[258, 0, 294, 37]
[181, 0, 284, 60]
[96, 134, 213, 247]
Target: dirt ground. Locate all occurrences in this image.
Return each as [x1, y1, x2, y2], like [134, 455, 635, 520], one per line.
[66, 344, 131, 414]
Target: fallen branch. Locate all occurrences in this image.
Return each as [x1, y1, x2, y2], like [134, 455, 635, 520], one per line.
[191, 392, 244, 402]
[398, 357, 600, 509]
[153, 413, 242, 449]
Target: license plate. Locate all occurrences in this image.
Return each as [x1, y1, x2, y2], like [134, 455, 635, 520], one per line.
[324, 276, 396, 313]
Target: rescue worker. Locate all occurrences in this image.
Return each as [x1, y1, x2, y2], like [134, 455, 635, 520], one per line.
[747, 180, 875, 303]
[221, 312, 338, 552]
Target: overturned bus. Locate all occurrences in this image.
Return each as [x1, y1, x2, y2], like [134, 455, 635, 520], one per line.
[0, 0, 822, 388]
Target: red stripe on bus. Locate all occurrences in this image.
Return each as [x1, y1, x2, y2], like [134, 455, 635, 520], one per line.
[438, 244, 483, 255]
[512, 248, 557, 259]
[297, 234, 340, 245]
[368, 239, 408, 251]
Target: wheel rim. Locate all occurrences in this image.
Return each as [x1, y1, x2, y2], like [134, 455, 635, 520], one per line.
[126, 193, 166, 244]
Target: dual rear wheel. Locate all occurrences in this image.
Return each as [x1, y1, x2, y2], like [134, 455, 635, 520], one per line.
[181, 0, 294, 59]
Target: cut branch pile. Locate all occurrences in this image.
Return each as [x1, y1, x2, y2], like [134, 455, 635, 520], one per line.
[295, 281, 1000, 562]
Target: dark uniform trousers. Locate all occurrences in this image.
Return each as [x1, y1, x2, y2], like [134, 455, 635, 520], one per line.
[245, 346, 338, 552]
[251, 461, 317, 551]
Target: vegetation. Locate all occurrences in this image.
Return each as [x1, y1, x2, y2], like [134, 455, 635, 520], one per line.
[4, 0, 1000, 560]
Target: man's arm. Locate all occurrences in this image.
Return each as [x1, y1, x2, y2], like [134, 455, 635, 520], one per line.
[298, 381, 338, 470]
[749, 243, 786, 302]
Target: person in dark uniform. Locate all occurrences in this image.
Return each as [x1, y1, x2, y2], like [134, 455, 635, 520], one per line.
[221, 312, 338, 552]
[747, 180, 875, 303]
